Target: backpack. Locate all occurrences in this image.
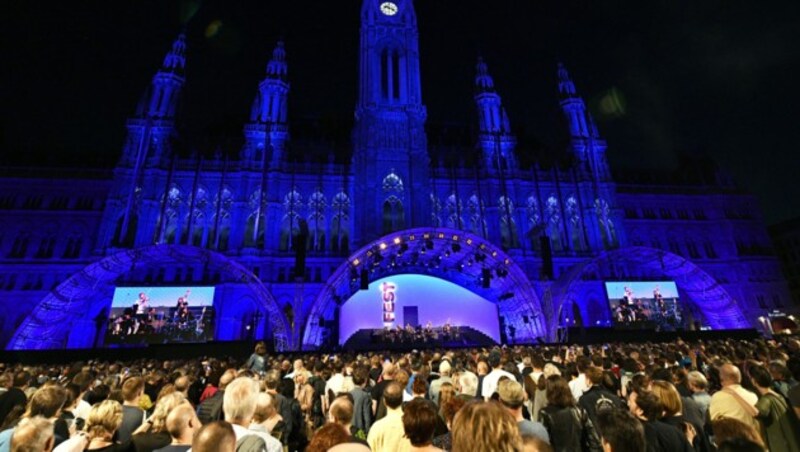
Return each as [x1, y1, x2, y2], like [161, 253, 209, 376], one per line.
[196, 391, 224, 425]
[236, 434, 267, 452]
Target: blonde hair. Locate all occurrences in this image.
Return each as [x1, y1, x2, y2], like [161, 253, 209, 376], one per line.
[86, 400, 123, 440]
[451, 401, 522, 452]
[253, 392, 276, 423]
[438, 383, 455, 411]
[135, 392, 186, 435]
[650, 380, 682, 417]
[223, 377, 260, 423]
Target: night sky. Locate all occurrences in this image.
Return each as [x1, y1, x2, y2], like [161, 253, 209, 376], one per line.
[3, 0, 799, 224]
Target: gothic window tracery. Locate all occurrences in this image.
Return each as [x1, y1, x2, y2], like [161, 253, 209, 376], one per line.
[467, 194, 486, 238]
[445, 194, 464, 230]
[331, 192, 350, 253]
[594, 199, 617, 249]
[244, 190, 266, 248]
[280, 189, 303, 251]
[498, 196, 518, 249]
[545, 195, 563, 252]
[308, 191, 326, 251]
[430, 194, 442, 227]
[526, 195, 541, 249]
[162, 185, 183, 244]
[382, 172, 404, 234]
[565, 195, 586, 251]
[211, 187, 233, 251]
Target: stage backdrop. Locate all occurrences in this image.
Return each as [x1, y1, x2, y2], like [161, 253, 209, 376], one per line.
[339, 274, 500, 344]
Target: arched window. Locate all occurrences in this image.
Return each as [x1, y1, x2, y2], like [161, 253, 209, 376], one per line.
[545, 195, 563, 252]
[244, 190, 265, 248]
[382, 172, 405, 234]
[526, 195, 542, 250]
[565, 195, 586, 251]
[161, 185, 183, 244]
[331, 192, 350, 253]
[380, 47, 402, 101]
[280, 190, 303, 251]
[211, 187, 233, 251]
[308, 191, 326, 252]
[498, 196, 518, 249]
[467, 194, 486, 238]
[445, 194, 464, 230]
[430, 194, 442, 227]
[594, 199, 617, 249]
[383, 196, 405, 234]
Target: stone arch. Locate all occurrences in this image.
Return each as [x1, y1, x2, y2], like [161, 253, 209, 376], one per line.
[302, 227, 546, 349]
[551, 246, 749, 340]
[7, 244, 290, 351]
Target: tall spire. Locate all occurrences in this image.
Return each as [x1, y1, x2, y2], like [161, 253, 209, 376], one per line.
[161, 32, 187, 74]
[266, 40, 287, 80]
[557, 62, 577, 97]
[474, 56, 495, 93]
[134, 32, 187, 120]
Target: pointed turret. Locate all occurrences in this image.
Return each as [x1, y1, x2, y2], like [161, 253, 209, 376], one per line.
[474, 57, 517, 170]
[134, 33, 187, 120]
[557, 62, 590, 139]
[242, 40, 290, 167]
[557, 62, 577, 98]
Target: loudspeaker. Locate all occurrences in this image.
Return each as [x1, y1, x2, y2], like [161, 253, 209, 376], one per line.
[540, 235, 553, 280]
[482, 268, 491, 288]
[360, 269, 369, 290]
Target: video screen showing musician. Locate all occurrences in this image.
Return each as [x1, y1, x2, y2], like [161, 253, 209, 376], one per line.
[605, 281, 684, 331]
[105, 286, 216, 346]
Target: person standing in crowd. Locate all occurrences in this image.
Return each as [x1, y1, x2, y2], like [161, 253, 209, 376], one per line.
[328, 395, 369, 445]
[0, 372, 30, 428]
[118, 377, 145, 444]
[497, 379, 550, 444]
[569, 356, 593, 403]
[131, 392, 186, 452]
[429, 361, 452, 405]
[9, 416, 58, 452]
[747, 364, 800, 452]
[153, 403, 200, 452]
[578, 366, 625, 428]
[539, 375, 601, 452]
[367, 382, 411, 452]
[650, 380, 711, 452]
[402, 398, 442, 452]
[450, 400, 522, 452]
[349, 366, 373, 436]
[594, 409, 645, 452]
[709, 363, 760, 433]
[221, 377, 282, 452]
[244, 343, 267, 375]
[481, 351, 515, 400]
[191, 421, 236, 452]
[628, 389, 692, 452]
[84, 400, 131, 452]
[687, 371, 711, 420]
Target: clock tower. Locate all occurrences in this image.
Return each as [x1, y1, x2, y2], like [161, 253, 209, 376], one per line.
[352, 0, 430, 245]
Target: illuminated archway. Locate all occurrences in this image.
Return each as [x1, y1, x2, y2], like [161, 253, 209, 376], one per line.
[551, 246, 749, 339]
[7, 245, 290, 351]
[302, 228, 546, 349]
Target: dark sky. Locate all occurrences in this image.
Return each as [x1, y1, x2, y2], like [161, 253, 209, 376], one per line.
[2, 0, 799, 224]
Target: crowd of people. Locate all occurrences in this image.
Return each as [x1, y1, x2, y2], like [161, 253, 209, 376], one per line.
[0, 335, 799, 452]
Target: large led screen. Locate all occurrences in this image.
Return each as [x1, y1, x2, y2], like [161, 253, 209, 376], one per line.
[605, 281, 684, 330]
[105, 286, 215, 346]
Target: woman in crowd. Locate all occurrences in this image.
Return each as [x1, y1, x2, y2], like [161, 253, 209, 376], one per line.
[711, 418, 765, 450]
[131, 392, 186, 452]
[650, 379, 711, 452]
[245, 342, 268, 375]
[85, 399, 132, 451]
[403, 398, 443, 452]
[436, 382, 455, 418]
[451, 400, 522, 452]
[539, 375, 601, 452]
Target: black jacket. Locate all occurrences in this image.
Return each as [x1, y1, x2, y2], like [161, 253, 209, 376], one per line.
[642, 419, 694, 452]
[540, 405, 602, 452]
[578, 385, 625, 427]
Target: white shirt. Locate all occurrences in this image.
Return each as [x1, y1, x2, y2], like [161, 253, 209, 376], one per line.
[568, 373, 589, 402]
[233, 423, 283, 452]
[325, 373, 354, 397]
[482, 368, 516, 400]
[72, 399, 92, 421]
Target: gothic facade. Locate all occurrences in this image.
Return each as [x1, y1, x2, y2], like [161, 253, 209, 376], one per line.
[0, 0, 790, 350]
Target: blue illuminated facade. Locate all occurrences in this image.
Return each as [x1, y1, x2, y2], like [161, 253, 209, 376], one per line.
[0, 0, 791, 350]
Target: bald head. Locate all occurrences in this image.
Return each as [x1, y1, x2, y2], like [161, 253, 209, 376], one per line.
[383, 382, 404, 410]
[166, 403, 200, 444]
[192, 421, 236, 452]
[719, 364, 742, 386]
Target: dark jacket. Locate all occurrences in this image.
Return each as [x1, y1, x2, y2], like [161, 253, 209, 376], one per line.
[577, 385, 625, 427]
[540, 405, 602, 452]
[196, 390, 224, 425]
[641, 419, 694, 452]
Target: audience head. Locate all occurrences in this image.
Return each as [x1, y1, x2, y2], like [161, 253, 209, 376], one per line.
[629, 390, 662, 421]
[166, 402, 200, 443]
[439, 360, 452, 377]
[383, 381, 404, 410]
[328, 396, 354, 426]
[218, 369, 237, 390]
[649, 380, 682, 417]
[457, 371, 478, 397]
[24, 385, 67, 419]
[403, 398, 439, 447]
[411, 376, 427, 397]
[719, 364, 742, 386]
[192, 420, 236, 452]
[253, 392, 276, 424]
[687, 370, 708, 392]
[264, 369, 281, 391]
[441, 397, 466, 429]
[715, 438, 767, 452]
[146, 392, 186, 433]
[747, 364, 772, 390]
[522, 435, 553, 452]
[451, 400, 522, 452]
[223, 377, 260, 425]
[498, 379, 525, 411]
[586, 366, 604, 387]
[10, 416, 54, 452]
[544, 375, 575, 408]
[595, 409, 645, 452]
[121, 376, 144, 403]
[86, 399, 123, 440]
[711, 418, 765, 448]
[306, 423, 350, 452]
